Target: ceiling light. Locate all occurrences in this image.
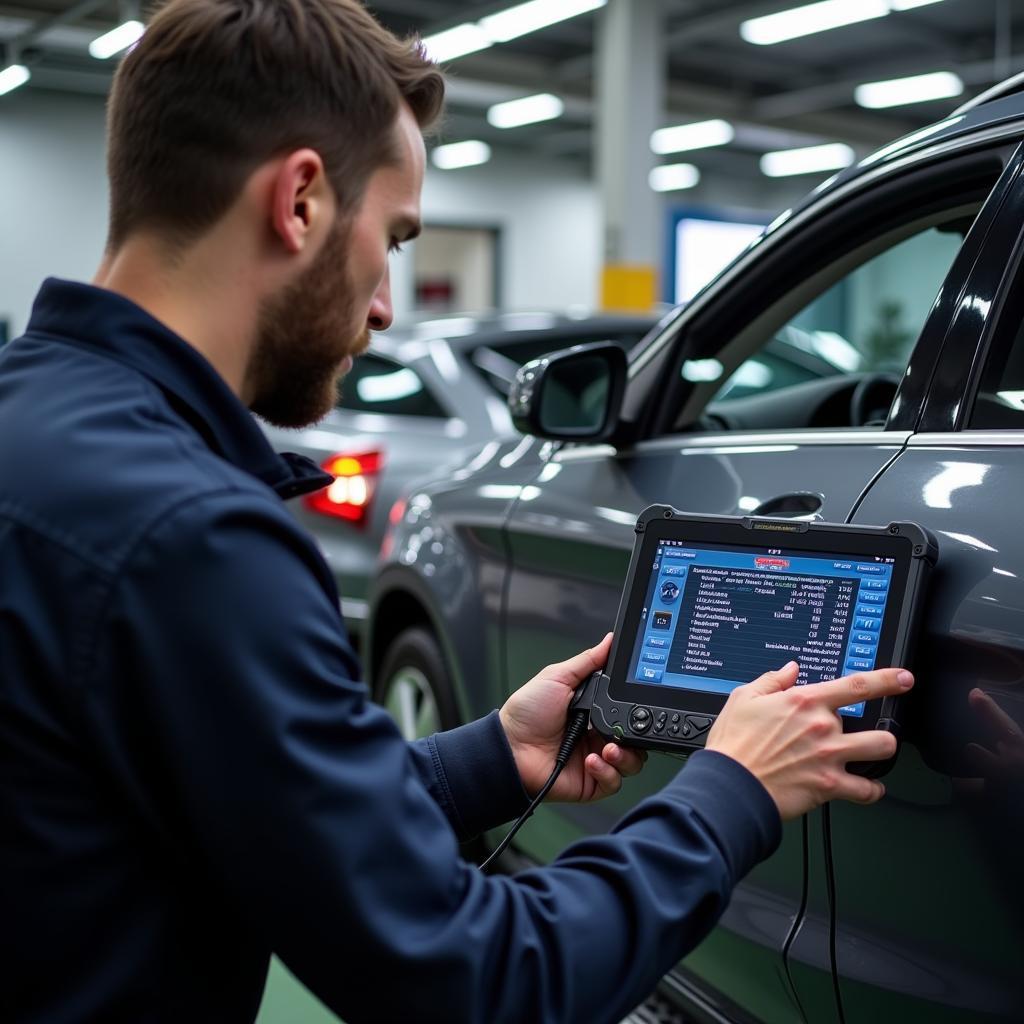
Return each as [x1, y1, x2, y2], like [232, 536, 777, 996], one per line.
[421, 23, 492, 63]
[890, 0, 946, 8]
[487, 93, 564, 129]
[88, 20, 144, 59]
[760, 143, 856, 177]
[741, 0, 889, 45]
[480, 0, 607, 43]
[650, 164, 700, 192]
[651, 119, 734, 155]
[855, 71, 963, 109]
[0, 64, 29, 96]
[431, 141, 492, 170]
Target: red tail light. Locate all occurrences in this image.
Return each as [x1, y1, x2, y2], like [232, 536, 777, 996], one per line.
[304, 450, 383, 524]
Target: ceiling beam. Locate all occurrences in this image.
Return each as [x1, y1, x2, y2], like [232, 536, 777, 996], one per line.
[8, 0, 109, 52]
[753, 54, 1024, 121]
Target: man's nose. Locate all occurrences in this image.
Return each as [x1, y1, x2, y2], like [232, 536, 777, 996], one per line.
[367, 266, 393, 332]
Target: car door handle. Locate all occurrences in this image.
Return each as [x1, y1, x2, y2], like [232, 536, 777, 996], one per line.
[747, 492, 824, 518]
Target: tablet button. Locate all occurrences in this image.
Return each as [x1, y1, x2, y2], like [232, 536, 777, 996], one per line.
[629, 706, 652, 734]
[685, 715, 713, 734]
[669, 724, 680, 736]
[670, 713, 681, 724]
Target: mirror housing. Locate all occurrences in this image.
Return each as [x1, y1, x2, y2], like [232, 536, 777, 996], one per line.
[508, 341, 627, 442]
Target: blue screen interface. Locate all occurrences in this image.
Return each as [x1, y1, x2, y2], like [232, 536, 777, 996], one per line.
[627, 540, 895, 718]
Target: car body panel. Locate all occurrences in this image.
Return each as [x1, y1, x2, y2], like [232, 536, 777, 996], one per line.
[498, 433, 907, 1024]
[829, 437, 1024, 1022]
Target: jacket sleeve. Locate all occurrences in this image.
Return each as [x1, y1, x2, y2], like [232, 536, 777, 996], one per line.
[407, 717, 531, 841]
[86, 491, 781, 1024]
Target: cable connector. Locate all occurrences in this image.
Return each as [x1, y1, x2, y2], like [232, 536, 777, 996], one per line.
[480, 691, 595, 873]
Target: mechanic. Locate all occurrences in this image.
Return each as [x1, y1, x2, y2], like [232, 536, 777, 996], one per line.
[0, 2, 914, 1022]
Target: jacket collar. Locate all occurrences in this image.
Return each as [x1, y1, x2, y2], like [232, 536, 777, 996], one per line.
[26, 278, 332, 500]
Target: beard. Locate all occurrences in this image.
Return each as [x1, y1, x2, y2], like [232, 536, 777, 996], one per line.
[248, 221, 370, 429]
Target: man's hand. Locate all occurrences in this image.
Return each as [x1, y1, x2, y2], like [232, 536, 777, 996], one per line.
[706, 661, 914, 820]
[500, 634, 647, 801]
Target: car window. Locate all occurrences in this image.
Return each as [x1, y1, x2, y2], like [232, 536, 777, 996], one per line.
[336, 353, 447, 418]
[708, 221, 966, 407]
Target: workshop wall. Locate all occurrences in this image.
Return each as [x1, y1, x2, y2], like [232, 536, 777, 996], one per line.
[0, 90, 109, 337]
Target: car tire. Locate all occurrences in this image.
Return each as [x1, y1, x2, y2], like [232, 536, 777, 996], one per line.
[374, 627, 492, 863]
[374, 627, 460, 740]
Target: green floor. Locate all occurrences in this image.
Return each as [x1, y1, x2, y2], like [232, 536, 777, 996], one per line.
[256, 958, 340, 1024]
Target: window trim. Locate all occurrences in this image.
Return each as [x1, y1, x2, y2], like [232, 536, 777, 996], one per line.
[918, 141, 1024, 433]
[657, 155, 1006, 440]
[620, 131, 1022, 445]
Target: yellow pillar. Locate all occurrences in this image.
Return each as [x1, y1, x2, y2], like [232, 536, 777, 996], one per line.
[601, 264, 658, 312]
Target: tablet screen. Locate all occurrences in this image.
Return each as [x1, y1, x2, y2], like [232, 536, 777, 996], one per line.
[626, 539, 896, 718]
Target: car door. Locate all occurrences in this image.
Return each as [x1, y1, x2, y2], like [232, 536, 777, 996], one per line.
[499, 139, 1018, 1023]
[826, 147, 1024, 1024]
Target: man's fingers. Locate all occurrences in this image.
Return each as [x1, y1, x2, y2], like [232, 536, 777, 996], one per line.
[968, 687, 1022, 740]
[585, 752, 622, 797]
[548, 632, 613, 689]
[835, 729, 898, 764]
[815, 668, 913, 711]
[964, 740, 1002, 779]
[600, 742, 646, 777]
[834, 773, 886, 805]
[749, 660, 800, 695]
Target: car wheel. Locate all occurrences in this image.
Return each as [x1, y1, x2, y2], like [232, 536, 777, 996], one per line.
[375, 627, 491, 862]
[375, 627, 459, 739]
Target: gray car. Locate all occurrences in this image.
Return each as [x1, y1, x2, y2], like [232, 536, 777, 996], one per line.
[262, 312, 846, 650]
[368, 79, 1024, 1022]
[260, 313, 656, 642]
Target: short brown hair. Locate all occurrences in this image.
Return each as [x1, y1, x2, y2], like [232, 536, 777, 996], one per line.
[105, 0, 444, 249]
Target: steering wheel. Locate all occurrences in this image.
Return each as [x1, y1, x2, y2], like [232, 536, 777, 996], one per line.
[849, 372, 902, 427]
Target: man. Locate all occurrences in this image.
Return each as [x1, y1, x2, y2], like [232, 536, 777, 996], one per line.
[0, 1, 912, 1022]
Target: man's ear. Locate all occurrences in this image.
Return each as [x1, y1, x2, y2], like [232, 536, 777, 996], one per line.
[270, 148, 333, 255]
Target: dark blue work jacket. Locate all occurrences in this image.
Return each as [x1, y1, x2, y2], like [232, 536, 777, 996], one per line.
[0, 279, 780, 1023]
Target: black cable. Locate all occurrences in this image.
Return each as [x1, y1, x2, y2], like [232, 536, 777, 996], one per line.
[480, 708, 591, 873]
[780, 814, 811, 1024]
[821, 803, 847, 1024]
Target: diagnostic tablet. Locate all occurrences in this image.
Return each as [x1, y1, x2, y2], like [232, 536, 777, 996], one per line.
[587, 506, 936, 774]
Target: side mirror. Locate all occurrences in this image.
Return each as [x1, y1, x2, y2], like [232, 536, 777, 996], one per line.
[508, 341, 627, 442]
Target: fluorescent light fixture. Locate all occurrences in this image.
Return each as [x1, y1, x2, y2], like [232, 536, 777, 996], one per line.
[760, 142, 855, 177]
[480, 0, 606, 43]
[890, 0, 946, 8]
[741, 0, 888, 45]
[855, 71, 963, 109]
[487, 93, 564, 129]
[651, 119, 734, 155]
[431, 140, 492, 170]
[650, 163, 700, 192]
[0, 64, 29, 96]
[88, 20, 144, 59]
[421, 23, 492, 63]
